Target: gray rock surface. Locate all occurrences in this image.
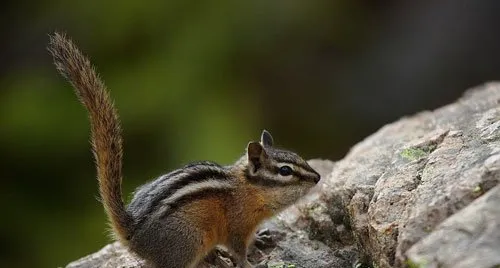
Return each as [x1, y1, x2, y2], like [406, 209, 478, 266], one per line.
[66, 83, 500, 268]
[312, 82, 500, 268]
[406, 184, 500, 268]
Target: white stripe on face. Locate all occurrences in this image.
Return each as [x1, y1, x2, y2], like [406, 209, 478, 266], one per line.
[262, 162, 296, 184]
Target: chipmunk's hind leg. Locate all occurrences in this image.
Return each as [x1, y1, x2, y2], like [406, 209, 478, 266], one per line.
[130, 216, 200, 268]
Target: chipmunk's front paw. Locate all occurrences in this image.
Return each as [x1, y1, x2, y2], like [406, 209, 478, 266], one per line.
[254, 228, 275, 249]
[254, 261, 268, 268]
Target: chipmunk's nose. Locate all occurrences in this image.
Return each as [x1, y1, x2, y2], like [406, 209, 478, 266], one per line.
[313, 172, 321, 184]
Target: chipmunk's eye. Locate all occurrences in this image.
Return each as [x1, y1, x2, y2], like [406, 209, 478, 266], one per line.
[278, 165, 293, 176]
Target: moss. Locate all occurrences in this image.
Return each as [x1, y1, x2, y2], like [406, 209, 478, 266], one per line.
[405, 258, 428, 268]
[473, 185, 482, 194]
[423, 226, 432, 233]
[400, 142, 438, 161]
[400, 148, 428, 161]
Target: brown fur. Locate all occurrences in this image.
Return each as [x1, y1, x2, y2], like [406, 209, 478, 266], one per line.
[181, 181, 275, 249]
[181, 198, 229, 262]
[182, 197, 229, 245]
[227, 176, 276, 247]
[48, 32, 133, 243]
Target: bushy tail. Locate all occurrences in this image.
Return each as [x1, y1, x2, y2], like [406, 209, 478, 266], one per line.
[48, 32, 133, 242]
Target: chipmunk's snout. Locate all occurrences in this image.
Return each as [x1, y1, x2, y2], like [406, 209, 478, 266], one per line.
[313, 173, 321, 184]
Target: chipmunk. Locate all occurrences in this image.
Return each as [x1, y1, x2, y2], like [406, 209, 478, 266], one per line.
[48, 32, 320, 268]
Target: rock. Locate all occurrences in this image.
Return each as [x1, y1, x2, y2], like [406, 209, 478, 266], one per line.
[405, 184, 500, 268]
[311, 82, 500, 268]
[65, 242, 143, 268]
[66, 83, 500, 268]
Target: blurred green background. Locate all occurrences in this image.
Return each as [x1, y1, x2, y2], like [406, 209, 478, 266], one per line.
[2, 0, 500, 267]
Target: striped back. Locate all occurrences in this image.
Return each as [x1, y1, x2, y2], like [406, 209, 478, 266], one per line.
[127, 161, 234, 223]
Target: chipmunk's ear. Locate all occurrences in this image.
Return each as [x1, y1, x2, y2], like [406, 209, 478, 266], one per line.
[260, 129, 274, 147]
[247, 141, 267, 172]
